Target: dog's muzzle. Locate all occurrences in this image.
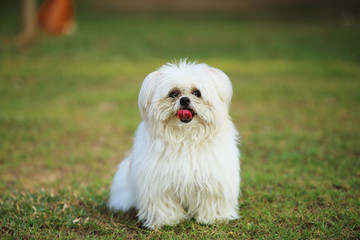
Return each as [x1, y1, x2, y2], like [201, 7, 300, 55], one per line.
[177, 97, 194, 123]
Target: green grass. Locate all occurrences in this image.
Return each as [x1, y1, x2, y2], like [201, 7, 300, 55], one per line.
[1, 10, 360, 239]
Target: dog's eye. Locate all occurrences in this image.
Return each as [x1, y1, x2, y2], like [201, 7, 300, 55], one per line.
[169, 91, 179, 98]
[192, 90, 201, 98]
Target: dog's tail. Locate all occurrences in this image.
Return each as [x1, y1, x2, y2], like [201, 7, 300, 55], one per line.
[108, 157, 135, 211]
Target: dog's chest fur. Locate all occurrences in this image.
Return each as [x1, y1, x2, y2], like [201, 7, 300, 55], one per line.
[131, 122, 239, 210]
[152, 141, 227, 209]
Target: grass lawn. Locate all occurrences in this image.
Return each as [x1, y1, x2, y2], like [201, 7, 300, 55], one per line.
[0, 9, 360, 239]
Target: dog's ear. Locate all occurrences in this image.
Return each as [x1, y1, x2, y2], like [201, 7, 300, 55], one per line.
[208, 67, 233, 109]
[138, 71, 161, 118]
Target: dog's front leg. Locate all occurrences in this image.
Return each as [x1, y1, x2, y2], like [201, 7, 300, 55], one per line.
[195, 194, 239, 225]
[136, 193, 187, 229]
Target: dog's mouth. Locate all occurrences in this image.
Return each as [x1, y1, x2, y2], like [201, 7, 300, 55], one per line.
[177, 108, 195, 123]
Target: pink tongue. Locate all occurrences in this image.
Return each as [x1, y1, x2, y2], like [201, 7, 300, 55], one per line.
[177, 109, 192, 120]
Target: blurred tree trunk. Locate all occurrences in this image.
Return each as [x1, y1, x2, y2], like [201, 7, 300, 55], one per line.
[18, 0, 37, 45]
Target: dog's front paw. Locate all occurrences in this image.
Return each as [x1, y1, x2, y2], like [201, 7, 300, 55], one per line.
[141, 213, 186, 229]
[196, 214, 238, 226]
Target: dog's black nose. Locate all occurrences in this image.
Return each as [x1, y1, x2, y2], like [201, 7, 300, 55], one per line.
[180, 97, 191, 106]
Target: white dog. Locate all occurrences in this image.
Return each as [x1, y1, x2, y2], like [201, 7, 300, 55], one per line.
[109, 60, 240, 229]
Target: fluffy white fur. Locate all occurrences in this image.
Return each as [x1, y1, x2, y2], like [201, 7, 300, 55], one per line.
[109, 60, 241, 229]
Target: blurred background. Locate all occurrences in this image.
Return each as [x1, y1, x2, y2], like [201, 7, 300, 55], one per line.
[0, 0, 359, 193]
[0, 0, 359, 197]
[0, 0, 360, 238]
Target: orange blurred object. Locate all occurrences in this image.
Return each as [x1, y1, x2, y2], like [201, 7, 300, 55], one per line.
[37, 0, 75, 35]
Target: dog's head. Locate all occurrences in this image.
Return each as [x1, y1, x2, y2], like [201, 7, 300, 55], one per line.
[138, 60, 233, 140]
